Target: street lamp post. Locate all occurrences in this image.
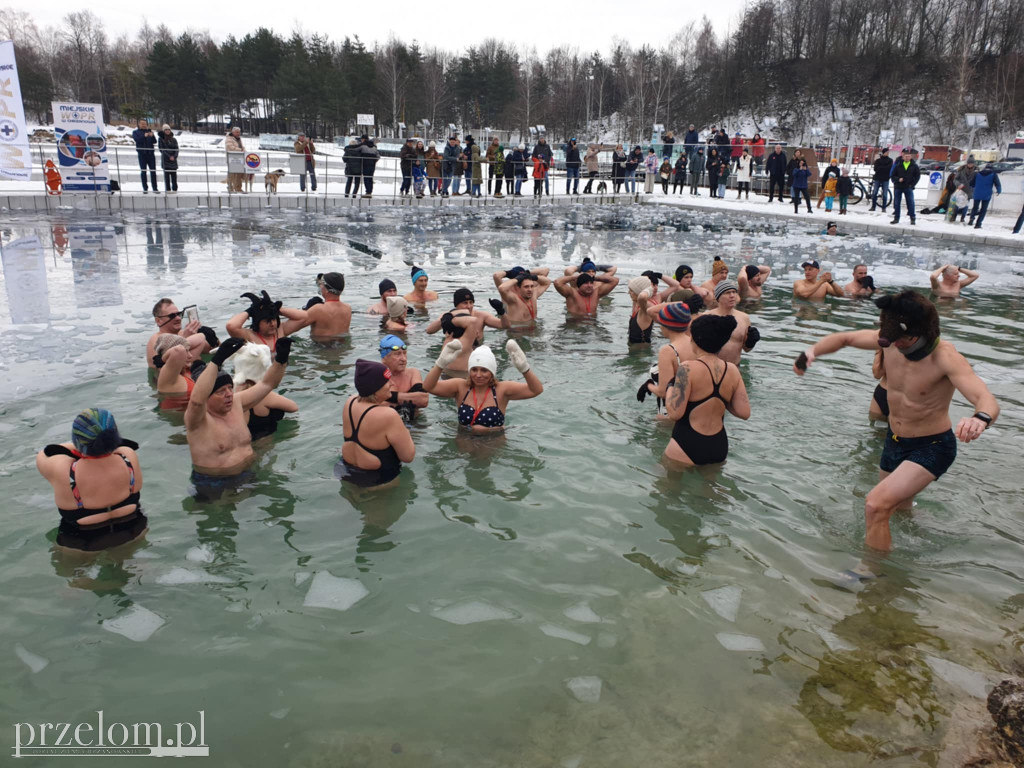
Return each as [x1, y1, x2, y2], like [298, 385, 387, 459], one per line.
[901, 117, 919, 151]
[964, 113, 988, 162]
[835, 108, 854, 167]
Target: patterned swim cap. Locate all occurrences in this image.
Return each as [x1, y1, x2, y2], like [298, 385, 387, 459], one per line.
[71, 408, 121, 456]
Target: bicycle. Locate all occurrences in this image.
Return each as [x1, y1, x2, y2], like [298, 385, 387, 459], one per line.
[849, 169, 892, 208]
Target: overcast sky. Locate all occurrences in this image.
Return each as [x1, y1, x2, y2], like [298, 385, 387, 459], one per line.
[16, 1, 750, 51]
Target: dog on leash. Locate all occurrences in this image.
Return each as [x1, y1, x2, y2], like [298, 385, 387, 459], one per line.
[264, 169, 286, 195]
[596, 181, 608, 194]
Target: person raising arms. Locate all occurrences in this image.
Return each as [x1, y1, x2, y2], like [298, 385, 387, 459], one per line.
[226, 290, 307, 351]
[929, 263, 979, 298]
[793, 260, 843, 300]
[494, 267, 552, 325]
[554, 271, 619, 315]
[737, 264, 771, 300]
[424, 288, 511, 377]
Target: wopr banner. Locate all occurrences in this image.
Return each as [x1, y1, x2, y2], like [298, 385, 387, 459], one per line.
[0, 40, 32, 182]
[51, 101, 110, 192]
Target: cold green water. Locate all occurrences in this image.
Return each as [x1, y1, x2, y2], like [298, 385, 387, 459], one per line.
[1, 205, 1022, 767]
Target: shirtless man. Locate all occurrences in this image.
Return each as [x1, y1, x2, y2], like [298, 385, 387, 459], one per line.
[672, 265, 712, 306]
[186, 337, 291, 483]
[424, 288, 510, 376]
[553, 271, 619, 315]
[293, 272, 352, 339]
[699, 257, 730, 307]
[737, 264, 771, 300]
[146, 298, 217, 370]
[405, 266, 439, 304]
[226, 290, 308, 350]
[844, 264, 877, 298]
[495, 268, 552, 324]
[368, 279, 398, 315]
[709, 281, 759, 364]
[930, 264, 980, 298]
[793, 260, 843, 300]
[379, 334, 429, 421]
[794, 291, 999, 554]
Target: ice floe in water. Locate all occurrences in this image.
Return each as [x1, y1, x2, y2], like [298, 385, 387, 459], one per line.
[539, 623, 592, 646]
[185, 544, 215, 564]
[566, 676, 603, 703]
[813, 626, 856, 652]
[431, 600, 519, 625]
[294, 572, 310, 586]
[701, 586, 742, 622]
[156, 567, 231, 586]
[302, 572, 369, 612]
[15, 644, 49, 673]
[102, 605, 166, 642]
[715, 633, 765, 653]
[924, 655, 992, 699]
[563, 602, 603, 624]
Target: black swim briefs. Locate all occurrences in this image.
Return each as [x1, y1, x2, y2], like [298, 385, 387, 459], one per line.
[879, 429, 957, 479]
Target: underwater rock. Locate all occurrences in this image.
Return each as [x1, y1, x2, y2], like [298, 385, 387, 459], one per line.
[987, 678, 1024, 764]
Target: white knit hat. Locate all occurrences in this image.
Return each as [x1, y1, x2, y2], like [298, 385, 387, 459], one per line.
[628, 276, 652, 296]
[232, 342, 272, 386]
[468, 345, 497, 376]
[386, 295, 407, 319]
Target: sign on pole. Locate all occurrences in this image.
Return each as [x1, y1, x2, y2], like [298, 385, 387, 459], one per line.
[51, 102, 110, 192]
[356, 114, 374, 126]
[0, 40, 33, 182]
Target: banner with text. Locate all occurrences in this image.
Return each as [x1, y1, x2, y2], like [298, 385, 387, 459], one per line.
[0, 40, 32, 182]
[51, 101, 110, 192]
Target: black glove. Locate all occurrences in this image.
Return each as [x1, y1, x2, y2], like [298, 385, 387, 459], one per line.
[489, 298, 506, 316]
[636, 379, 654, 402]
[152, 353, 165, 369]
[199, 325, 220, 349]
[240, 292, 261, 317]
[440, 312, 457, 336]
[408, 382, 425, 393]
[795, 351, 808, 371]
[507, 266, 526, 279]
[859, 275, 876, 291]
[405, 305, 415, 316]
[119, 438, 140, 450]
[211, 337, 246, 367]
[304, 296, 325, 310]
[684, 294, 705, 314]
[745, 326, 761, 350]
[388, 390, 400, 404]
[274, 337, 292, 365]
[191, 359, 207, 378]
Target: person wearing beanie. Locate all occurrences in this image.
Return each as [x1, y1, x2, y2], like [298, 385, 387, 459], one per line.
[636, 301, 699, 416]
[379, 335, 429, 422]
[627, 275, 666, 344]
[229, 343, 299, 440]
[368, 279, 399, 315]
[384, 296, 410, 332]
[495, 267, 553, 324]
[423, 339, 543, 432]
[36, 408, 147, 551]
[291, 272, 351, 339]
[424, 287, 511, 376]
[339, 359, 415, 487]
[553, 266, 620, 315]
[737, 264, 772, 300]
[664, 313, 750, 466]
[227, 289, 308, 351]
[405, 266, 439, 304]
[673, 264, 713, 307]
[700, 257, 730, 307]
[709, 280, 760, 364]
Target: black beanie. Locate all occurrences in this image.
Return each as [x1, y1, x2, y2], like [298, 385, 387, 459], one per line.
[379, 278, 397, 296]
[354, 359, 391, 397]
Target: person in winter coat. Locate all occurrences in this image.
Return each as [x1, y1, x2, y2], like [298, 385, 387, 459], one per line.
[953, 156, 977, 201]
[644, 148, 658, 194]
[715, 129, 731, 162]
[765, 144, 787, 202]
[158, 124, 178, 193]
[817, 158, 840, 208]
[707, 148, 721, 197]
[492, 145, 505, 197]
[424, 141, 442, 196]
[225, 127, 245, 193]
[889, 147, 920, 225]
[785, 149, 804, 196]
[505, 148, 516, 194]
[968, 164, 1002, 229]
[735, 148, 753, 199]
[950, 185, 970, 223]
[662, 131, 675, 161]
[750, 133, 766, 171]
[717, 158, 730, 198]
[583, 145, 600, 193]
[531, 137, 553, 195]
[870, 147, 894, 212]
[510, 144, 528, 196]
[358, 136, 380, 198]
[470, 142, 483, 196]
[132, 118, 159, 193]
[658, 159, 672, 193]
[344, 139, 362, 197]
[684, 124, 700, 160]
[441, 136, 461, 196]
[565, 138, 582, 194]
[837, 168, 854, 214]
[293, 132, 317, 193]
[412, 155, 427, 198]
[398, 138, 417, 195]
[791, 158, 812, 213]
[532, 154, 548, 197]
[730, 133, 744, 167]
[673, 153, 688, 194]
[612, 144, 627, 193]
[625, 146, 642, 194]
[462, 135, 477, 191]
[486, 137, 501, 195]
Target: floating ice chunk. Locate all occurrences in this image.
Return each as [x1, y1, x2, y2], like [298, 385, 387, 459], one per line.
[603, 434, 628, 445]
[563, 602, 603, 624]
[303, 572, 369, 612]
[270, 708, 290, 720]
[545, 584, 620, 598]
[702, 586, 742, 622]
[432, 600, 518, 625]
[186, 544, 215, 564]
[156, 568, 231, 585]
[814, 626, 856, 652]
[565, 676, 602, 703]
[102, 605, 166, 642]
[133, 549, 161, 559]
[540, 623, 592, 646]
[294, 572, 310, 586]
[676, 563, 699, 576]
[924, 655, 991, 699]
[15, 644, 49, 673]
[763, 568, 784, 580]
[597, 632, 617, 649]
[716, 633, 765, 653]
[562, 757, 583, 768]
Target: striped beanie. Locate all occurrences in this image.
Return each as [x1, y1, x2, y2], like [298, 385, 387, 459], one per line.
[657, 302, 692, 331]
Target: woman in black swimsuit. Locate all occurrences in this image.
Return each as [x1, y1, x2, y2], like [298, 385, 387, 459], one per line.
[339, 360, 415, 488]
[664, 315, 750, 466]
[627, 276, 658, 344]
[36, 408, 147, 551]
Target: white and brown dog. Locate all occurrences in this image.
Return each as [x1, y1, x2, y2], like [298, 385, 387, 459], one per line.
[264, 169, 286, 195]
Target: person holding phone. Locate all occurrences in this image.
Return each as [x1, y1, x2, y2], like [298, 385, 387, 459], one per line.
[146, 298, 218, 371]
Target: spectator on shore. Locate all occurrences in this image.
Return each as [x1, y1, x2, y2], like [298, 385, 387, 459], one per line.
[492, 144, 505, 198]
[684, 124, 700, 159]
[583, 144, 600, 194]
[486, 137, 501, 195]
[625, 146, 642, 194]
[717, 157, 730, 198]
[715, 129, 731, 163]
[424, 141, 441, 196]
[344, 138, 362, 198]
[950, 184, 970, 223]
[953, 156, 977, 205]
[689, 147, 705, 196]
[158, 124, 178, 193]
[707, 148, 721, 198]
[870, 148, 893, 212]
[532, 152, 547, 197]
[890, 147, 920, 226]
[471, 139, 483, 197]
[505, 146, 517, 195]
[751, 132, 766, 171]
[968, 163, 1002, 229]
[612, 144, 627, 193]
[644, 148, 658, 194]
[565, 138, 582, 195]
[673, 152, 688, 194]
[441, 135, 461, 197]
[659, 158, 673, 193]
[730, 132, 744, 167]
[225, 126, 245, 193]
[357, 135, 380, 199]
[532, 136, 553, 195]
[510, 143, 528, 196]
[765, 144, 787, 203]
[294, 132, 317, 193]
[837, 167, 853, 214]
[786, 148, 804, 197]
[132, 118, 159, 193]
[735, 148, 753, 199]
[399, 137, 416, 196]
[462, 135, 476, 193]
[817, 157, 840, 208]
[792, 158, 812, 213]
[662, 131, 675, 161]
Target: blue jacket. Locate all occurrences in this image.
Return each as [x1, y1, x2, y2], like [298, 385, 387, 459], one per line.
[442, 141, 462, 175]
[132, 127, 157, 153]
[684, 130, 700, 149]
[792, 168, 811, 190]
[971, 168, 1002, 201]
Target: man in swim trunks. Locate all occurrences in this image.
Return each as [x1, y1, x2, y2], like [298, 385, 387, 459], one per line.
[672, 264, 712, 306]
[368, 279, 398, 315]
[424, 288, 510, 376]
[844, 264, 877, 298]
[708, 281, 759, 364]
[700, 257, 730, 308]
[793, 290, 999, 553]
[495, 267, 552, 324]
[379, 334, 429, 421]
[737, 264, 771, 300]
[292, 272, 352, 338]
[554, 271, 619, 315]
[186, 337, 292, 482]
[929, 263, 980, 298]
[146, 298, 217, 370]
[793, 260, 843, 300]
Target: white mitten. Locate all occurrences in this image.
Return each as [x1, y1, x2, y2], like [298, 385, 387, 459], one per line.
[506, 339, 530, 374]
[435, 339, 463, 369]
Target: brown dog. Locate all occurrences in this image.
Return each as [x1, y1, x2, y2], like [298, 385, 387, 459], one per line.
[264, 169, 286, 195]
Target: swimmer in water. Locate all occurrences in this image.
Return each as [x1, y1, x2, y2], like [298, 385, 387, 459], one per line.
[422, 339, 542, 433]
[562, 258, 617, 278]
[145, 298, 217, 370]
[185, 337, 291, 484]
[794, 290, 999, 554]
[663, 314, 750, 466]
[383, 296, 410, 333]
[226, 290, 308, 351]
[844, 264, 877, 298]
[379, 334, 429, 422]
[152, 333, 197, 405]
[708, 280, 760, 364]
[405, 266, 439, 304]
[699, 257, 730, 308]
[554, 271, 619, 315]
[672, 264, 713, 306]
[37, 408, 147, 551]
[495, 267, 552, 324]
[368, 279, 398, 315]
[929, 263, 980, 298]
[626, 277, 660, 343]
[229, 342, 299, 439]
[637, 302, 696, 416]
[793, 259, 843, 300]
[424, 288, 511, 376]
[293, 272, 352, 339]
[737, 264, 771, 300]
[339, 359, 416, 488]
